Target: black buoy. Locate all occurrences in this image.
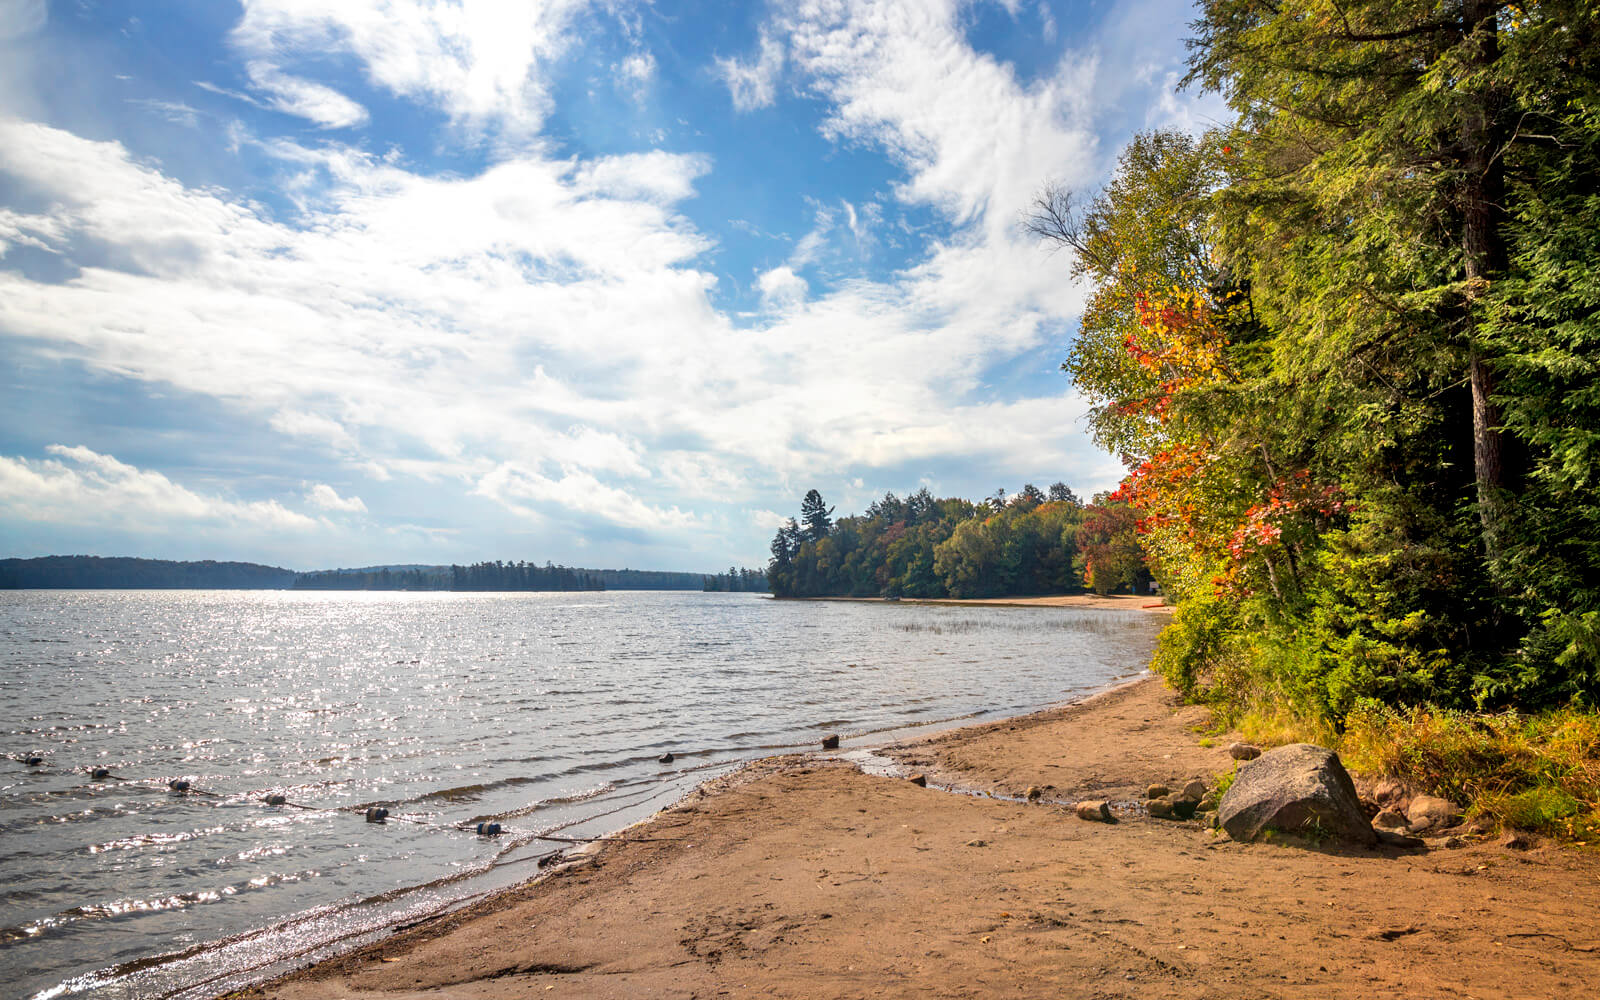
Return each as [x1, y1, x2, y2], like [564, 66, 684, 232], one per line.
[90, 767, 110, 780]
[658, 752, 674, 764]
[169, 779, 191, 792]
[265, 793, 287, 806]
[365, 807, 389, 823]
[25, 756, 44, 767]
[475, 822, 502, 836]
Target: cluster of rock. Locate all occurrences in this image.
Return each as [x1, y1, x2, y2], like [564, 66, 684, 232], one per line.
[1214, 744, 1500, 849]
[1146, 778, 1213, 820]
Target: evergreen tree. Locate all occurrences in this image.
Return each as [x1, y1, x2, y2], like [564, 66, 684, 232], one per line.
[1048, 482, 1080, 505]
[800, 489, 834, 542]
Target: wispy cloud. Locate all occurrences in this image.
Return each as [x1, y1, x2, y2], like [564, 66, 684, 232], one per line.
[0, 446, 318, 531]
[717, 30, 785, 111]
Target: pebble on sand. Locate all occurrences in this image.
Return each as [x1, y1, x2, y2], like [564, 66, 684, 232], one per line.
[1074, 800, 1114, 823]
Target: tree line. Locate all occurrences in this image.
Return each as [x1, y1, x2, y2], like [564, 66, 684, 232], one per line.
[1023, 1, 1600, 721]
[2, 555, 762, 593]
[0, 556, 295, 589]
[703, 567, 768, 592]
[293, 561, 606, 591]
[765, 485, 1151, 599]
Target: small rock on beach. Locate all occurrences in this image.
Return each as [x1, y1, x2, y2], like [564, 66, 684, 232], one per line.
[1406, 794, 1461, 832]
[821, 734, 840, 750]
[1074, 800, 1113, 823]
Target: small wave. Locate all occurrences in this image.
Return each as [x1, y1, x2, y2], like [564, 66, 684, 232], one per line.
[477, 782, 616, 821]
[411, 775, 539, 805]
[0, 873, 313, 944]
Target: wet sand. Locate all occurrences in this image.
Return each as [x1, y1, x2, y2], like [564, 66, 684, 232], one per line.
[245, 678, 1600, 1000]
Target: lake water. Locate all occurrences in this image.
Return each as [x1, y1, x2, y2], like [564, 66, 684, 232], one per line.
[0, 590, 1161, 999]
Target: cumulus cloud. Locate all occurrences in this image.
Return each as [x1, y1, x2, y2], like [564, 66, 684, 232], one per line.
[0, 0, 1205, 563]
[0, 446, 318, 531]
[306, 483, 367, 513]
[230, 0, 590, 136]
[474, 462, 696, 532]
[717, 31, 785, 111]
[756, 265, 807, 308]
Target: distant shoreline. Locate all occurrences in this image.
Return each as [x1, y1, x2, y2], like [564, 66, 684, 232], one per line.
[790, 592, 1174, 613]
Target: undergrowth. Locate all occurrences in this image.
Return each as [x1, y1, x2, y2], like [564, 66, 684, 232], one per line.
[1339, 703, 1600, 841]
[1166, 619, 1600, 842]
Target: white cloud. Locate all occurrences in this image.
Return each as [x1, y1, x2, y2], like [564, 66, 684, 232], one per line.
[306, 483, 367, 513]
[0, 446, 318, 531]
[474, 462, 696, 531]
[756, 265, 807, 308]
[230, 0, 591, 137]
[615, 51, 656, 103]
[126, 98, 203, 128]
[269, 410, 359, 453]
[748, 508, 789, 530]
[717, 31, 785, 111]
[0, 0, 1194, 563]
[244, 61, 369, 128]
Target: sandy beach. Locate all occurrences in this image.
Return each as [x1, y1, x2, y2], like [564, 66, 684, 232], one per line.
[240, 676, 1600, 1000]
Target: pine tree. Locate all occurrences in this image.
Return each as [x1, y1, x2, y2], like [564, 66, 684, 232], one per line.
[800, 489, 834, 542]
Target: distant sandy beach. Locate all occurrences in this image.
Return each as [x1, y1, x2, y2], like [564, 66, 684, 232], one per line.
[242, 676, 1600, 999]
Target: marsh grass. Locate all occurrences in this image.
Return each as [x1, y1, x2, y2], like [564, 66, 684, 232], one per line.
[896, 614, 1127, 636]
[1340, 703, 1600, 840]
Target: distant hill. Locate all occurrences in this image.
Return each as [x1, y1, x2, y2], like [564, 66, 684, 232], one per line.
[0, 556, 296, 589]
[1, 556, 763, 592]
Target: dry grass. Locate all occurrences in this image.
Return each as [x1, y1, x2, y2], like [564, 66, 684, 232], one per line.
[1340, 704, 1600, 840]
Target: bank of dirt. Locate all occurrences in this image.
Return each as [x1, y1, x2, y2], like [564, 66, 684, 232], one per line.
[246, 678, 1600, 1000]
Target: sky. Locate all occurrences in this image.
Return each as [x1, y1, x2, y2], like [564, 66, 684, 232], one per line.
[0, 0, 1225, 572]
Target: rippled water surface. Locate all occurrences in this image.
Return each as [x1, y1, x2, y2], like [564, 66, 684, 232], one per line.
[0, 590, 1161, 998]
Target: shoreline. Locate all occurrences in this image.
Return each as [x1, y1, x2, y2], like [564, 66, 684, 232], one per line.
[792, 592, 1174, 612]
[241, 676, 1600, 999]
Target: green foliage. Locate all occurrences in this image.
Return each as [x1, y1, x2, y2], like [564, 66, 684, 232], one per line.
[766, 486, 1141, 599]
[1047, 1, 1600, 735]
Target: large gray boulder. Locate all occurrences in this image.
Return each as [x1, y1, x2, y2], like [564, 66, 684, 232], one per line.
[1218, 744, 1377, 845]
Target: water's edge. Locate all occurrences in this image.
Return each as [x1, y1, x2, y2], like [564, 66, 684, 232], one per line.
[186, 670, 1157, 1000]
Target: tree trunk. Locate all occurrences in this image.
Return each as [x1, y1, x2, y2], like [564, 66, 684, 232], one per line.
[1460, 0, 1508, 560]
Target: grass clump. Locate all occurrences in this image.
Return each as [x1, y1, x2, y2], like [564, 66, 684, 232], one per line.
[1340, 702, 1600, 840]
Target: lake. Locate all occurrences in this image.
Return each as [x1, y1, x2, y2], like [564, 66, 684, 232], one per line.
[0, 590, 1161, 999]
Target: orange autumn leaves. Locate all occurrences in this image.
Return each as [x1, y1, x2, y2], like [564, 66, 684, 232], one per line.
[1105, 287, 1345, 600]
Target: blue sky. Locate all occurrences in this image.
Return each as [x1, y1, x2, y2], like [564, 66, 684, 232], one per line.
[0, 0, 1224, 572]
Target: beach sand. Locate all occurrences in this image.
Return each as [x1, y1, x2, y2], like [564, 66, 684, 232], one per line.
[247, 678, 1600, 1000]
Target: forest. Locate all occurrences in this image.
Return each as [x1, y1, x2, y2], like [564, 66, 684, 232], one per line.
[1017, 2, 1600, 833]
[293, 561, 605, 591]
[0, 556, 296, 589]
[765, 485, 1151, 599]
[702, 567, 769, 592]
[3, 556, 761, 593]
